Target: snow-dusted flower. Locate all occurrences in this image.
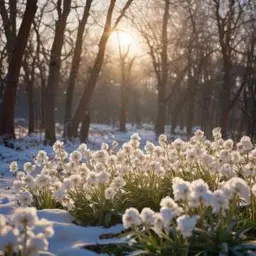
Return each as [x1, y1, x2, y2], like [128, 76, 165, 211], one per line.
[69, 150, 82, 163]
[176, 215, 198, 238]
[224, 139, 234, 151]
[97, 171, 111, 184]
[53, 188, 66, 202]
[18, 191, 33, 206]
[78, 143, 87, 154]
[140, 208, 155, 226]
[122, 208, 141, 229]
[23, 162, 36, 173]
[23, 175, 36, 189]
[225, 177, 250, 202]
[172, 177, 191, 201]
[36, 174, 51, 187]
[9, 161, 18, 173]
[35, 150, 48, 166]
[87, 171, 98, 185]
[240, 136, 253, 151]
[160, 196, 182, 216]
[211, 189, 229, 213]
[111, 176, 126, 189]
[13, 180, 24, 192]
[12, 207, 38, 227]
[101, 143, 109, 151]
[104, 187, 117, 200]
[220, 163, 236, 178]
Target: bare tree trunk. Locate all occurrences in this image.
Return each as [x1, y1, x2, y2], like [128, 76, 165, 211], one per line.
[0, 0, 37, 138]
[44, 0, 71, 144]
[80, 111, 90, 142]
[155, 86, 166, 135]
[155, 0, 169, 136]
[64, 0, 93, 133]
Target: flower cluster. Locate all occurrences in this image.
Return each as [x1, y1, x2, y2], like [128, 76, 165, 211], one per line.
[0, 207, 54, 256]
[10, 128, 256, 227]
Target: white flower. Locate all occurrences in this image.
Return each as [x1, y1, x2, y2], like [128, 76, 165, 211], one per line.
[87, 171, 98, 185]
[62, 178, 73, 190]
[131, 133, 141, 141]
[97, 171, 111, 184]
[111, 176, 126, 189]
[69, 150, 82, 163]
[70, 174, 82, 186]
[101, 143, 109, 151]
[153, 146, 164, 157]
[95, 162, 106, 173]
[122, 143, 133, 155]
[53, 188, 66, 202]
[153, 213, 165, 236]
[160, 207, 175, 227]
[144, 141, 154, 153]
[122, 208, 141, 229]
[212, 127, 222, 139]
[9, 161, 18, 173]
[159, 134, 167, 145]
[23, 162, 36, 173]
[211, 190, 229, 213]
[78, 143, 87, 154]
[18, 191, 33, 206]
[94, 150, 107, 163]
[185, 149, 196, 162]
[220, 163, 236, 178]
[219, 150, 231, 163]
[160, 196, 182, 216]
[36, 174, 51, 187]
[191, 179, 209, 197]
[240, 136, 253, 151]
[12, 207, 38, 227]
[231, 151, 241, 163]
[223, 139, 234, 151]
[13, 180, 24, 192]
[35, 150, 48, 166]
[172, 177, 191, 201]
[173, 138, 184, 150]
[176, 215, 198, 238]
[107, 155, 116, 166]
[140, 208, 155, 226]
[116, 151, 127, 163]
[23, 175, 36, 189]
[194, 130, 204, 140]
[27, 233, 49, 251]
[53, 140, 64, 153]
[104, 187, 117, 200]
[242, 163, 255, 177]
[226, 177, 250, 202]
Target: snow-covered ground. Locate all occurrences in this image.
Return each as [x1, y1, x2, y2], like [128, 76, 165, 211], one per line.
[0, 123, 186, 255]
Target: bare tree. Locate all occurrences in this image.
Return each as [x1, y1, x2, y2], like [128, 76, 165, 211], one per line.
[44, 0, 71, 144]
[0, 0, 38, 138]
[64, 0, 93, 134]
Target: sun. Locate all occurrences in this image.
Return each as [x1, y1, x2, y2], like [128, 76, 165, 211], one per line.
[111, 31, 133, 47]
[116, 31, 133, 46]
